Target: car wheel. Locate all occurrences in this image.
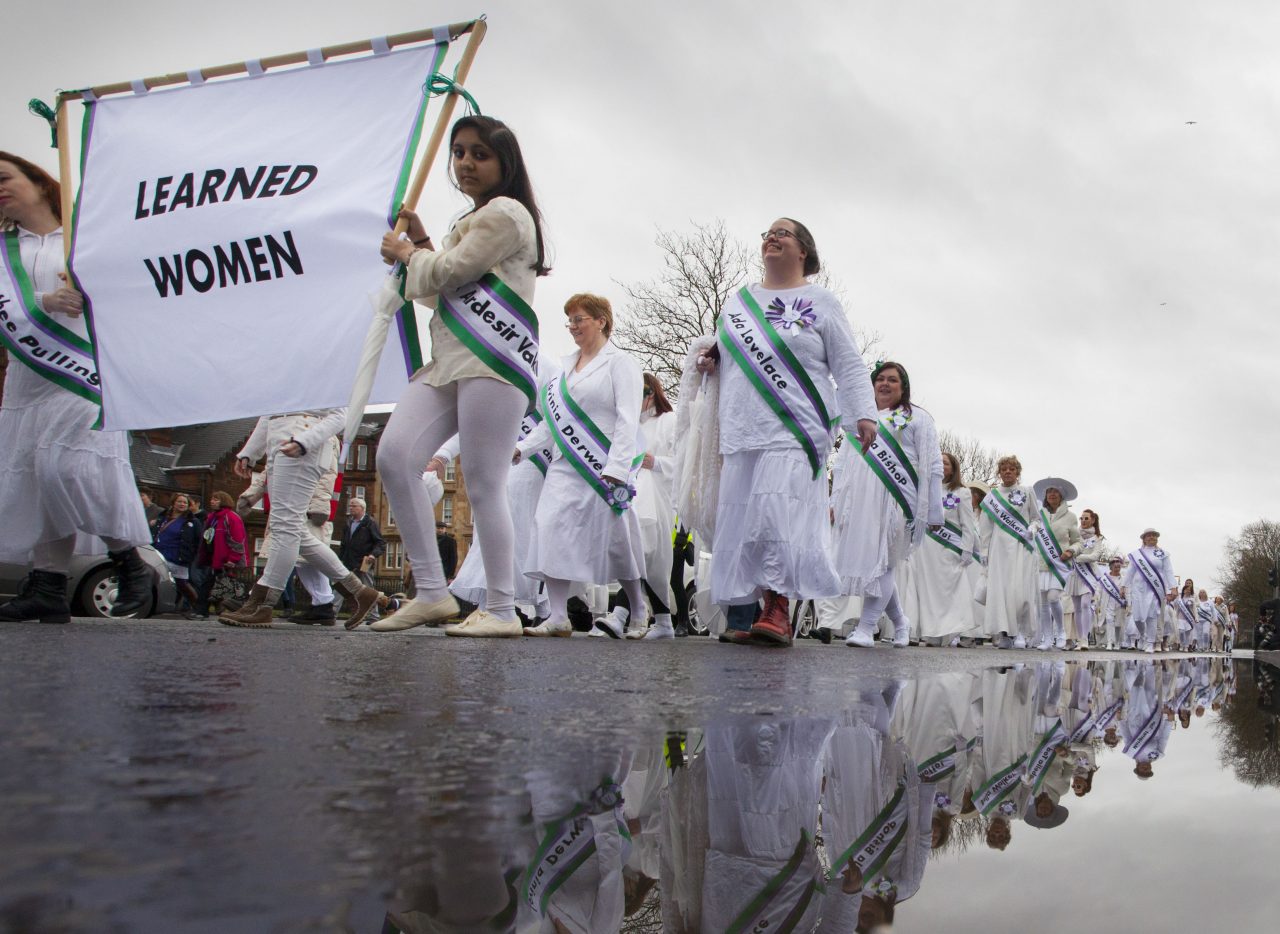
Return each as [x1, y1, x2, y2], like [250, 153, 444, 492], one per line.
[75, 565, 155, 619]
[685, 582, 708, 636]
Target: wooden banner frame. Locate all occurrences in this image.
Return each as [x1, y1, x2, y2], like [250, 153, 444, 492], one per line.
[52, 18, 488, 259]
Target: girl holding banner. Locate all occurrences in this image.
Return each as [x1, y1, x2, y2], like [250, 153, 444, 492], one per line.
[519, 293, 648, 638]
[836, 361, 944, 649]
[697, 219, 877, 648]
[1065, 508, 1108, 650]
[1030, 478, 1081, 651]
[902, 452, 978, 647]
[0, 153, 152, 624]
[375, 116, 549, 636]
[977, 456, 1040, 649]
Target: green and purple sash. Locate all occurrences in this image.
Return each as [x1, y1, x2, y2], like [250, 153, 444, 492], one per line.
[854, 410, 919, 525]
[522, 781, 630, 917]
[981, 489, 1034, 553]
[0, 229, 101, 406]
[437, 272, 539, 403]
[825, 781, 909, 885]
[519, 411, 554, 477]
[1025, 719, 1067, 794]
[1034, 508, 1071, 587]
[974, 754, 1028, 816]
[1099, 572, 1127, 608]
[540, 374, 642, 513]
[917, 745, 958, 782]
[1123, 702, 1165, 762]
[718, 286, 833, 479]
[726, 829, 822, 934]
[1074, 560, 1101, 595]
[928, 520, 964, 557]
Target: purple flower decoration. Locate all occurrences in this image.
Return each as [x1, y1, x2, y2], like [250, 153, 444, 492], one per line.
[943, 492, 961, 511]
[765, 297, 817, 331]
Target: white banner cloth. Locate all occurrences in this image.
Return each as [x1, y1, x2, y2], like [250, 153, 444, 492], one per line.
[71, 43, 445, 429]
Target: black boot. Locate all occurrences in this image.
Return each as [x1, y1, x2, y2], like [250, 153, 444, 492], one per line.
[0, 570, 71, 624]
[293, 600, 336, 626]
[108, 548, 152, 617]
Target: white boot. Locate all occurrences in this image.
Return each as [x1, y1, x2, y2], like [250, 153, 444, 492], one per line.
[846, 619, 877, 648]
[624, 610, 650, 639]
[891, 616, 911, 648]
[595, 606, 627, 639]
[642, 613, 675, 640]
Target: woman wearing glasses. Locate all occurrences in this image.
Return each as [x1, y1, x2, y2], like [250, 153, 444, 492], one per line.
[692, 219, 877, 647]
[518, 293, 648, 638]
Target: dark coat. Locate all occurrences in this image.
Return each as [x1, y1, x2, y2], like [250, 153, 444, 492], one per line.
[437, 532, 458, 579]
[339, 514, 386, 570]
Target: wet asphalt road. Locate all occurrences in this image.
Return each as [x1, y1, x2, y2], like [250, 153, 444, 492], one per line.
[0, 618, 1247, 932]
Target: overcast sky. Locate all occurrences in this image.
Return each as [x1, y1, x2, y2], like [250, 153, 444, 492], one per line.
[6, 0, 1276, 588]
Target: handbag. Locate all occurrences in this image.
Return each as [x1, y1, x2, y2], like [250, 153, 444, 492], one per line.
[210, 567, 249, 606]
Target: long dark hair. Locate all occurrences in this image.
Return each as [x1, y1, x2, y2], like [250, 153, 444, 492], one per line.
[871, 360, 912, 412]
[643, 372, 673, 416]
[450, 116, 549, 276]
[0, 151, 61, 223]
[941, 451, 964, 491]
[779, 216, 820, 276]
[1081, 508, 1103, 539]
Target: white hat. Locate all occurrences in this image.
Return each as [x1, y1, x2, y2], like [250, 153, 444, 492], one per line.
[1033, 477, 1078, 503]
[1141, 527, 1160, 538]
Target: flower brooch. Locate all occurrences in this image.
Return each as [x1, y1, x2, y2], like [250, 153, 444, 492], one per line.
[766, 296, 817, 331]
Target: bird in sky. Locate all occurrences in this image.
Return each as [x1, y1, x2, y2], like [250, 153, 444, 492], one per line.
[1185, 121, 1197, 125]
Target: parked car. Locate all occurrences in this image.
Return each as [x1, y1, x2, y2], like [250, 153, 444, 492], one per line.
[0, 545, 179, 619]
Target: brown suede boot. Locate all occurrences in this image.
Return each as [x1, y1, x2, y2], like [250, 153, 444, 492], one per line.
[336, 574, 381, 630]
[218, 584, 277, 628]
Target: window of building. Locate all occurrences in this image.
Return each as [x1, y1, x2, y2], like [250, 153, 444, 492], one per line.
[385, 501, 395, 527]
[353, 485, 366, 503]
[442, 494, 453, 524]
[444, 460, 456, 482]
[385, 540, 403, 571]
[356, 444, 368, 470]
[254, 537, 264, 555]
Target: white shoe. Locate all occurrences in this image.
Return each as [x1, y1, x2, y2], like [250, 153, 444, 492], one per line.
[892, 620, 911, 648]
[949, 636, 962, 648]
[523, 617, 573, 638]
[444, 609, 522, 638]
[1143, 642, 1155, 654]
[587, 627, 607, 638]
[845, 627, 876, 648]
[1013, 635, 1027, 649]
[595, 607, 627, 640]
[996, 633, 1013, 650]
[642, 621, 675, 640]
[368, 595, 459, 632]
[1035, 641, 1051, 651]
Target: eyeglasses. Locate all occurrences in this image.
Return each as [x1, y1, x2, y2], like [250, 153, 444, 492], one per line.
[761, 228, 799, 242]
[565, 315, 594, 328]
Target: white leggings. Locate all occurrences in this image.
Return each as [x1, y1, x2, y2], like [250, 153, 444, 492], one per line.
[379, 378, 525, 619]
[1072, 594, 1095, 639]
[1038, 589, 1064, 643]
[34, 535, 133, 573]
[857, 567, 905, 632]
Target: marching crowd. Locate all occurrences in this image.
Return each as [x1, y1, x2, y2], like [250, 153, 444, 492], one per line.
[0, 119, 1238, 648]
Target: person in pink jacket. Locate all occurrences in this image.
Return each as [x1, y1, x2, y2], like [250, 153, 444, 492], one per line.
[191, 491, 247, 617]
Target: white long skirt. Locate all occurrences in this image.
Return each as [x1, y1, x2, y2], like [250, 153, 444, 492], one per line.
[450, 460, 548, 614]
[710, 449, 840, 604]
[830, 455, 910, 598]
[981, 534, 1038, 639]
[0, 374, 149, 563]
[527, 458, 645, 584]
[903, 538, 978, 641]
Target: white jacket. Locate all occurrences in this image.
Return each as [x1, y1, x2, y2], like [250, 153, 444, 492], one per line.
[237, 409, 346, 470]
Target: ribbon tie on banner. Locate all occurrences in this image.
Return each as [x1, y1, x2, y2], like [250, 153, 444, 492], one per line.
[28, 98, 58, 147]
[427, 72, 481, 115]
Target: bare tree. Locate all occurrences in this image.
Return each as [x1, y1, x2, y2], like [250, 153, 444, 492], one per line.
[613, 221, 882, 399]
[938, 429, 1002, 486]
[613, 220, 753, 397]
[1217, 519, 1280, 625]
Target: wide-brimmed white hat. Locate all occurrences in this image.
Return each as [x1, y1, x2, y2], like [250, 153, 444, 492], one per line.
[1024, 801, 1070, 829]
[968, 481, 991, 496]
[1033, 477, 1078, 503]
[1141, 527, 1160, 538]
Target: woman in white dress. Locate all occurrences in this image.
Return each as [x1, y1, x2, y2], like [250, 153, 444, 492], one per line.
[0, 152, 152, 624]
[1030, 478, 1081, 651]
[632, 372, 680, 640]
[694, 219, 877, 648]
[519, 293, 648, 638]
[1064, 508, 1107, 650]
[977, 456, 1040, 649]
[376, 116, 548, 637]
[902, 451, 977, 646]
[836, 361, 944, 649]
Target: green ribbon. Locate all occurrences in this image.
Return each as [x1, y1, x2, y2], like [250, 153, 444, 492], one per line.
[426, 71, 481, 114]
[28, 98, 58, 148]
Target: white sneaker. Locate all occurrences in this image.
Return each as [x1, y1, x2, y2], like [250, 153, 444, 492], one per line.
[642, 621, 675, 640]
[587, 627, 607, 638]
[892, 620, 911, 648]
[1143, 642, 1155, 654]
[523, 617, 573, 637]
[368, 595, 459, 632]
[845, 627, 876, 648]
[949, 636, 962, 648]
[444, 609, 522, 638]
[1035, 641, 1051, 651]
[1013, 635, 1027, 649]
[595, 607, 627, 640]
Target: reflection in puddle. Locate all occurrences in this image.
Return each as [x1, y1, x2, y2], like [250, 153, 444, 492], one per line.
[382, 657, 1269, 933]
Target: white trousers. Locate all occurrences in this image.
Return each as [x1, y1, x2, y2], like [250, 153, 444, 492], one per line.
[260, 450, 349, 591]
